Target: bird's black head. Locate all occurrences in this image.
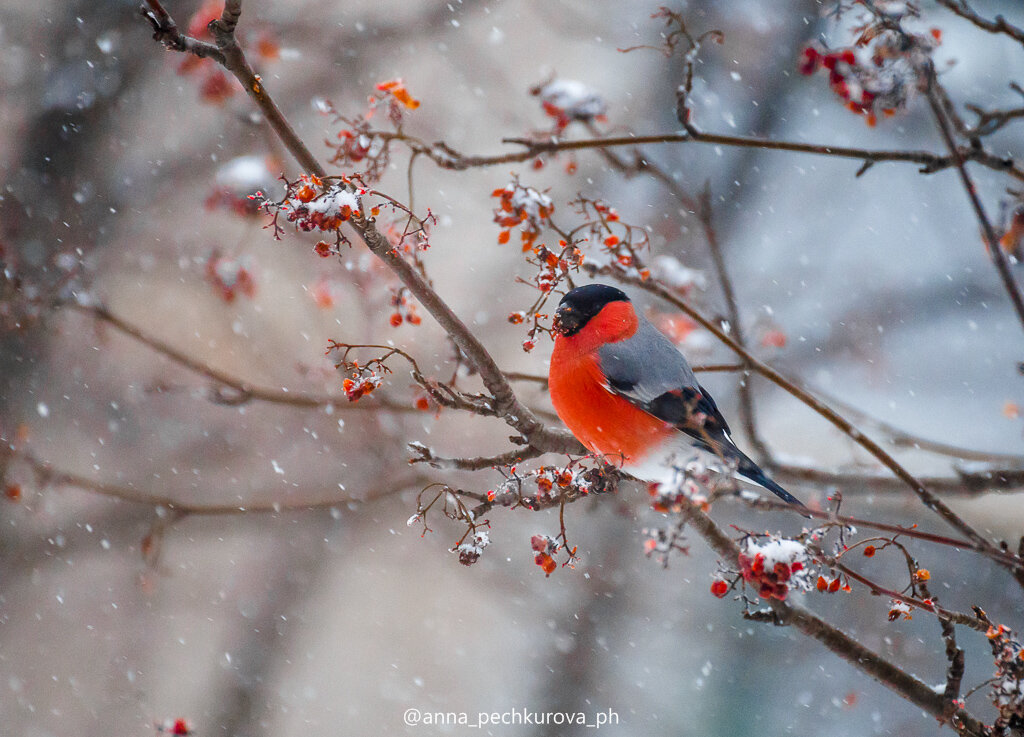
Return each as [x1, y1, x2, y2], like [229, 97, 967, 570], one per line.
[553, 283, 630, 337]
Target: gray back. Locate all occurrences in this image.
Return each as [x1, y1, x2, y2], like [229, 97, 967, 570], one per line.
[595, 314, 698, 403]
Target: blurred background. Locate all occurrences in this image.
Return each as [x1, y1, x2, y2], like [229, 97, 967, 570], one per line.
[2, 0, 1024, 735]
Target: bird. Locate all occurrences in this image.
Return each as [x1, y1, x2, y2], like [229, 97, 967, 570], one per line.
[548, 282, 805, 509]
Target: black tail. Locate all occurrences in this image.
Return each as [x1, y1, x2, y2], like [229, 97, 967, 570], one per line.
[734, 451, 807, 510]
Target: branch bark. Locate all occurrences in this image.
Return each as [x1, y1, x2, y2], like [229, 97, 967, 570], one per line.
[676, 496, 989, 737]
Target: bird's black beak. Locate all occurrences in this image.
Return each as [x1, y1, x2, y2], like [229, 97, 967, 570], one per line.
[553, 304, 582, 337]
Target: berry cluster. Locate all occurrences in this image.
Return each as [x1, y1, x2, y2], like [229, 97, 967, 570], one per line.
[648, 475, 707, 514]
[530, 78, 607, 131]
[798, 31, 929, 127]
[205, 252, 256, 303]
[531, 534, 559, 576]
[492, 179, 554, 251]
[342, 373, 382, 402]
[986, 623, 1024, 730]
[738, 539, 808, 601]
[452, 530, 490, 567]
[389, 287, 422, 327]
[534, 466, 577, 500]
[283, 179, 362, 233]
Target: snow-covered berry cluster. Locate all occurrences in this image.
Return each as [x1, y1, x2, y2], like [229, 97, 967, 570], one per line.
[887, 600, 913, 622]
[282, 179, 362, 233]
[986, 623, 1024, 730]
[205, 252, 256, 303]
[798, 22, 935, 128]
[492, 179, 554, 251]
[648, 474, 707, 514]
[530, 534, 559, 576]
[738, 538, 809, 602]
[452, 530, 490, 567]
[530, 78, 607, 131]
[341, 373, 382, 402]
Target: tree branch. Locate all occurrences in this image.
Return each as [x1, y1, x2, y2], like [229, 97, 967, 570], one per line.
[1, 445, 416, 515]
[366, 126, 1021, 180]
[936, 0, 1024, 46]
[675, 496, 988, 737]
[137, 0, 582, 457]
[924, 66, 1024, 341]
[71, 302, 418, 411]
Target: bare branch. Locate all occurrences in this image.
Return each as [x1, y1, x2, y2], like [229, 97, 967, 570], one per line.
[1, 445, 416, 515]
[408, 443, 545, 471]
[936, 0, 1024, 46]
[72, 303, 417, 412]
[775, 463, 1024, 496]
[924, 67, 1024, 343]
[140, 0, 224, 63]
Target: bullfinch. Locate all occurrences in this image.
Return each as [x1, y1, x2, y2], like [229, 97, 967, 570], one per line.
[548, 283, 804, 508]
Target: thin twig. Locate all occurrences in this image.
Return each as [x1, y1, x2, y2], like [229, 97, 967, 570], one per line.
[774, 462, 1024, 495]
[408, 443, 545, 471]
[935, 0, 1024, 46]
[924, 67, 1024, 341]
[746, 497, 1024, 570]
[72, 302, 416, 412]
[370, 126, 1021, 180]
[1, 445, 416, 515]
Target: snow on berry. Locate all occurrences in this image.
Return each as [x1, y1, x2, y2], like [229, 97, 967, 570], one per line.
[157, 718, 193, 735]
[451, 530, 490, 567]
[282, 179, 362, 233]
[649, 474, 707, 514]
[205, 252, 257, 302]
[531, 78, 607, 130]
[887, 600, 913, 622]
[985, 623, 1024, 729]
[342, 373, 382, 402]
[492, 178, 553, 250]
[738, 537, 809, 601]
[798, 29, 931, 127]
[531, 534, 559, 576]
